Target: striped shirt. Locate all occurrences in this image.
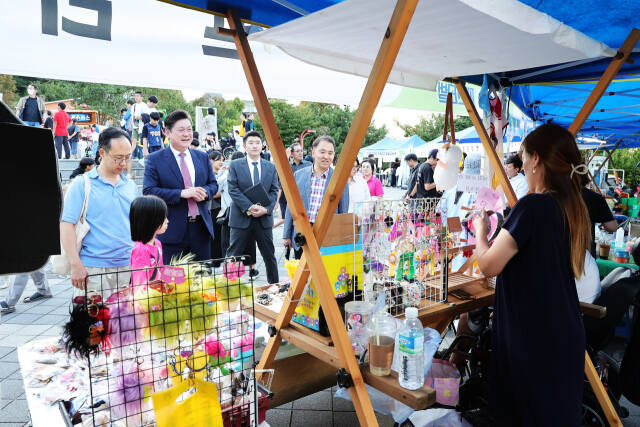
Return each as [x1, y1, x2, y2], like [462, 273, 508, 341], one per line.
[308, 169, 328, 222]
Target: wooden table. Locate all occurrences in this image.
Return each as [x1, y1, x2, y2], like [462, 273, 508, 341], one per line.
[255, 274, 493, 409]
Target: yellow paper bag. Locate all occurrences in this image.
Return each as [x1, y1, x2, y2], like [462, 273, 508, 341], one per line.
[153, 377, 223, 427]
[291, 243, 363, 332]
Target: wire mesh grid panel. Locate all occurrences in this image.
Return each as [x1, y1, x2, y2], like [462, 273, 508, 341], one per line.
[352, 198, 450, 317]
[62, 256, 270, 426]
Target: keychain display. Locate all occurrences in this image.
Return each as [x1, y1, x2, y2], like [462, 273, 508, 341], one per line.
[352, 198, 451, 317]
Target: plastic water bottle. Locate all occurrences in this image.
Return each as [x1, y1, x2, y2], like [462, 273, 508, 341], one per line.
[397, 307, 425, 390]
[615, 227, 625, 249]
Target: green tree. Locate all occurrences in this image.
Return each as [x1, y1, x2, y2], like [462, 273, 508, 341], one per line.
[253, 101, 388, 155]
[611, 148, 640, 187]
[396, 114, 473, 142]
[0, 74, 17, 107]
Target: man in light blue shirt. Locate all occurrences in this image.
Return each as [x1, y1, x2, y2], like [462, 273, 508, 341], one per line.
[61, 127, 138, 297]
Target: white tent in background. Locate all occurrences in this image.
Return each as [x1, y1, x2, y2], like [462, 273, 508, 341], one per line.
[359, 136, 398, 158]
[360, 135, 428, 161]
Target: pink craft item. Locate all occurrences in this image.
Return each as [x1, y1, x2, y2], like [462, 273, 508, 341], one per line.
[205, 335, 228, 361]
[159, 266, 186, 284]
[426, 359, 461, 406]
[223, 261, 246, 281]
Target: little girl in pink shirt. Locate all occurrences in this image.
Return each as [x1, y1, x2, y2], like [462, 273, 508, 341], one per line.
[129, 195, 169, 286]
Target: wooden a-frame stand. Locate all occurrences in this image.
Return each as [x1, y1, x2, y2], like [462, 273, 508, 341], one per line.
[222, 1, 419, 424]
[224, 0, 638, 420]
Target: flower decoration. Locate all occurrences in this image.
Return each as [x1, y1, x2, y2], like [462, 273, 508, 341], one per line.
[223, 261, 246, 281]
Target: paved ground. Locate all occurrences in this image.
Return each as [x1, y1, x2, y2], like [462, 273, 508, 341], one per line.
[1, 185, 639, 426]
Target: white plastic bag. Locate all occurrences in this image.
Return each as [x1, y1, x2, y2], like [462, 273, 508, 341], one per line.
[409, 408, 472, 427]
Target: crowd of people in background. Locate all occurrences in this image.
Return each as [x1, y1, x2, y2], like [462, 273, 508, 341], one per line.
[5, 83, 537, 314]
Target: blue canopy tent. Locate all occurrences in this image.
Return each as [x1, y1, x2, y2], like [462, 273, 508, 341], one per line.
[457, 0, 640, 147]
[358, 136, 398, 157]
[506, 76, 640, 148]
[160, 0, 342, 27]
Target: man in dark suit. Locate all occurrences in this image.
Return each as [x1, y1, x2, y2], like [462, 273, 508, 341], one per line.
[227, 131, 280, 284]
[143, 110, 218, 263]
[284, 135, 349, 259]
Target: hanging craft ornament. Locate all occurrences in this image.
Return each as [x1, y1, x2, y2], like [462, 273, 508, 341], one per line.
[396, 252, 415, 281]
[463, 210, 504, 243]
[434, 144, 463, 191]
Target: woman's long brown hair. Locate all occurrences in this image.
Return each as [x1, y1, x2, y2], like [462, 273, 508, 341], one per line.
[522, 123, 591, 278]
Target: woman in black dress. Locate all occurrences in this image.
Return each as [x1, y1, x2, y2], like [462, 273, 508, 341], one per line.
[473, 124, 590, 426]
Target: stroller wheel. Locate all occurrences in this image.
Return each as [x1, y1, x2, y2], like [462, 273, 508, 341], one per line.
[582, 390, 608, 427]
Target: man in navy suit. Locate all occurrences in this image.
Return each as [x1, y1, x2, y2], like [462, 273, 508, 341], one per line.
[284, 135, 349, 259]
[143, 110, 218, 263]
[227, 131, 280, 284]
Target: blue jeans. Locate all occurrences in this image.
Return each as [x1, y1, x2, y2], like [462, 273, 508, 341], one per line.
[70, 140, 78, 155]
[24, 121, 40, 127]
[5, 269, 50, 306]
[133, 145, 143, 159]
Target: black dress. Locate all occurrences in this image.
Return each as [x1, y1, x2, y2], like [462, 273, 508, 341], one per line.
[491, 193, 585, 426]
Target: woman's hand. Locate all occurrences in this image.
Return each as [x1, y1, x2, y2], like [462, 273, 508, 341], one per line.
[473, 208, 489, 239]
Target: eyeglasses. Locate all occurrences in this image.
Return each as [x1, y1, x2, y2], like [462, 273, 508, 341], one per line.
[107, 153, 131, 164]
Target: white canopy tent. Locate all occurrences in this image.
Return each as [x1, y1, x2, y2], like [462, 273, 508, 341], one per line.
[250, 0, 613, 91]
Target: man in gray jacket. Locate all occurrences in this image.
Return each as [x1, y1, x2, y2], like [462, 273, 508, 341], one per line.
[15, 83, 46, 127]
[284, 135, 349, 259]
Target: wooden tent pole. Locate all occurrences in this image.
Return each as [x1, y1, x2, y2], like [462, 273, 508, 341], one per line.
[568, 28, 640, 136]
[311, 0, 418, 242]
[586, 148, 600, 167]
[454, 80, 518, 207]
[592, 140, 622, 180]
[229, 0, 419, 424]
[585, 351, 623, 426]
[449, 93, 456, 143]
[222, 11, 381, 424]
[443, 93, 452, 142]
[223, 9, 382, 424]
[256, 0, 419, 376]
[585, 149, 602, 192]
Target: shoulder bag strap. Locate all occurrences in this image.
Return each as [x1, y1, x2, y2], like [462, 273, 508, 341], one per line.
[80, 174, 91, 222]
[150, 245, 161, 281]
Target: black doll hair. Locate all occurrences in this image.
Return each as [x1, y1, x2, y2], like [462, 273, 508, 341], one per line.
[62, 304, 101, 359]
